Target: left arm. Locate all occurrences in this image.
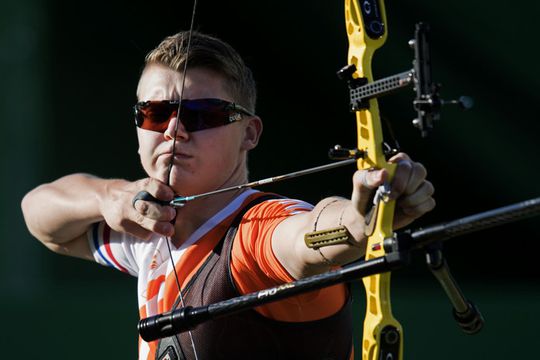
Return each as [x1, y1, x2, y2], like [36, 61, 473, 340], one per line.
[272, 153, 435, 279]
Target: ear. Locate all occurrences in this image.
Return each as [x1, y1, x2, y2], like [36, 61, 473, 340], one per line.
[241, 116, 263, 150]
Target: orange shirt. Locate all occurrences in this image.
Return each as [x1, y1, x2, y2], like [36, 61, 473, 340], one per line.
[232, 197, 348, 321]
[89, 190, 348, 359]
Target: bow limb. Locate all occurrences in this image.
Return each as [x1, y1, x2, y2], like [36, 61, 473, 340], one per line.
[344, 1, 402, 359]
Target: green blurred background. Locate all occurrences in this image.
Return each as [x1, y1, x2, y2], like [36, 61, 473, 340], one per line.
[1, 0, 539, 358]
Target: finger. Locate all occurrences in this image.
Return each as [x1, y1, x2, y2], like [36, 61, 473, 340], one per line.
[121, 224, 154, 240]
[393, 197, 436, 229]
[388, 159, 412, 198]
[389, 157, 427, 198]
[388, 152, 411, 163]
[399, 197, 436, 218]
[396, 180, 434, 209]
[126, 222, 175, 239]
[132, 178, 176, 221]
[351, 168, 387, 214]
[139, 178, 175, 202]
[403, 162, 427, 195]
[132, 191, 169, 207]
[133, 199, 176, 221]
[129, 212, 175, 238]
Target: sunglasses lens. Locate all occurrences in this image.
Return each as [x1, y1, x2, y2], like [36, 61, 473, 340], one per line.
[136, 102, 178, 132]
[180, 99, 230, 132]
[135, 99, 247, 133]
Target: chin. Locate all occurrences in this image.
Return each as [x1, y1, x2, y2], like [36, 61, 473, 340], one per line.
[169, 181, 195, 196]
[143, 165, 170, 186]
[169, 177, 217, 197]
[167, 173, 195, 195]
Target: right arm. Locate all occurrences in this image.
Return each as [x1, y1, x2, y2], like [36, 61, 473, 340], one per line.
[21, 174, 176, 260]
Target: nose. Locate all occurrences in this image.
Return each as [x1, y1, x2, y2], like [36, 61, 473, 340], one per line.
[163, 114, 189, 141]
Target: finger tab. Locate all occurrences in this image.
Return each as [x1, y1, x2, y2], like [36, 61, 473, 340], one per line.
[132, 191, 169, 208]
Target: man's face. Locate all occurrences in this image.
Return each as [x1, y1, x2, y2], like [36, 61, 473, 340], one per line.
[136, 64, 258, 195]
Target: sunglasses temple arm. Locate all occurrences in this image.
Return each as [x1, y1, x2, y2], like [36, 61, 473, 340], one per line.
[170, 158, 357, 207]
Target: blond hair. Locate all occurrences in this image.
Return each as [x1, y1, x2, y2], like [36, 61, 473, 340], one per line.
[145, 31, 257, 112]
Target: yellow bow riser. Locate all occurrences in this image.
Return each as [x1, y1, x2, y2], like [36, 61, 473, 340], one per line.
[345, 1, 402, 359]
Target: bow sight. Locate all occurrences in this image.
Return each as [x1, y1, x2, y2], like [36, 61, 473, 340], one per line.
[336, 22, 473, 137]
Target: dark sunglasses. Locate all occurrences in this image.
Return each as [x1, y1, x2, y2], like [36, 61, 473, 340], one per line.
[134, 98, 255, 133]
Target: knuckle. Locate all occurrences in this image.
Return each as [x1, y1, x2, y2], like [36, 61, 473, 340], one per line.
[149, 221, 171, 235]
[138, 201, 150, 216]
[353, 170, 371, 190]
[415, 162, 427, 178]
[147, 177, 160, 191]
[139, 177, 151, 188]
[156, 187, 173, 201]
[352, 170, 363, 185]
[425, 181, 435, 195]
[164, 206, 176, 221]
[354, 169, 384, 191]
[391, 178, 406, 195]
[428, 198, 436, 211]
[133, 212, 147, 225]
[397, 159, 413, 172]
[148, 222, 160, 233]
[390, 152, 410, 162]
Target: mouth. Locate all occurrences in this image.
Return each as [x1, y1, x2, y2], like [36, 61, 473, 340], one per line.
[158, 150, 193, 160]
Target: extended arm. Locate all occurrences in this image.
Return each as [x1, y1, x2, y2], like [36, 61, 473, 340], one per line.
[272, 153, 435, 279]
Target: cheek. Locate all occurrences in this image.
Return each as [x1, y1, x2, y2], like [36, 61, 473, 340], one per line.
[205, 130, 242, 161]
[136, 130, 160, 168]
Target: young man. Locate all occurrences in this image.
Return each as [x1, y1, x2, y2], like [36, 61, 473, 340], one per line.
[22, 31, 435, 359]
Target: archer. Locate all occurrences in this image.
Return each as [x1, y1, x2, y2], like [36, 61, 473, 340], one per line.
[21, 31, 434, 359]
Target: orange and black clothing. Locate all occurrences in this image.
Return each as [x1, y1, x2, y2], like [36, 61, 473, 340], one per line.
[89, 190, 352, 359]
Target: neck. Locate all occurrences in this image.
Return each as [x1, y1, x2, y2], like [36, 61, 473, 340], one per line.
[171, 188, 248, 246]
[170, 158, 252, 246]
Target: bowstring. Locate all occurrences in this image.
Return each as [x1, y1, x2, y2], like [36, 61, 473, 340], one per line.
[163, 0, 200, 358]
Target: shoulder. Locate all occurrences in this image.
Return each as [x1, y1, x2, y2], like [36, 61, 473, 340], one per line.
[243, 197, 314, 220]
